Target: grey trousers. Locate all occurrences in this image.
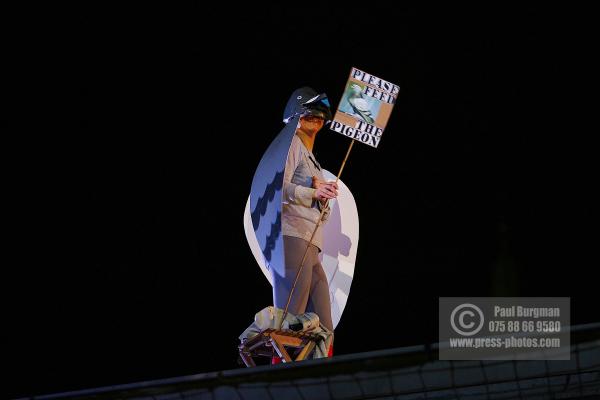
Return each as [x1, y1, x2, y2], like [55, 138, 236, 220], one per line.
[272, 235, 334, 331]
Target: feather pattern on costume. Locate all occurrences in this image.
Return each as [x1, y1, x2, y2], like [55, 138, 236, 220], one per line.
[251, 170, 283, 231]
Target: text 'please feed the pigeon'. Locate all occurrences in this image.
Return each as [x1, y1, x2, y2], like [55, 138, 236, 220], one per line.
[330, 67, 400, 148]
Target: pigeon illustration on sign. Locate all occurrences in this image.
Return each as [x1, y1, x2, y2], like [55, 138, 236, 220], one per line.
[345, 83, 376, 124]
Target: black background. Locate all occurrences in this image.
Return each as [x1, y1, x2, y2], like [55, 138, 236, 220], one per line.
[7, 3, 597, 398]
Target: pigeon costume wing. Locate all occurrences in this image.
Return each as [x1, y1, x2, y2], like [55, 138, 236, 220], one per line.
[247, 121, 295, 279]
[248, 87, 332, 278]
[245, 87, 359, 329]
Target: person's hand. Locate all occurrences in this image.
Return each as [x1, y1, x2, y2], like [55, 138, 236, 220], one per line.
[312, 176, 338, 202]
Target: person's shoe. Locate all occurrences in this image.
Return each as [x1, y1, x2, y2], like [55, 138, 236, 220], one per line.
[271, 355, 282, 365]
[328, 344, 334, 357]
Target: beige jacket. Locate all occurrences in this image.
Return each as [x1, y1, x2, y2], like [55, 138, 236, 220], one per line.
[282, 134, 330, 250]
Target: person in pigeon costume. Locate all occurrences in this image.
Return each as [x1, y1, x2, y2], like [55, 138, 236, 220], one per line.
[248, 87, 337, 359]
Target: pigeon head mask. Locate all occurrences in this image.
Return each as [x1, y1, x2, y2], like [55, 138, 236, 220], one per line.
[283, 87, 332, 124]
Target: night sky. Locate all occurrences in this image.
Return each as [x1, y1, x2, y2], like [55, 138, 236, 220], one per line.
[8, 3, 597, 398]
